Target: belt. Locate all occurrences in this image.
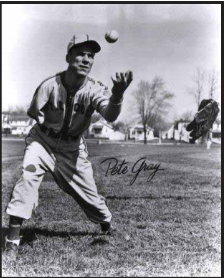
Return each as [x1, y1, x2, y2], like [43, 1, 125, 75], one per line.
[39, 125, 79, 141]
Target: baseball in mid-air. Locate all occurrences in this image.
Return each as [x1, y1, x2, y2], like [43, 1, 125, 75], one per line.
[105, 30, 119, 43]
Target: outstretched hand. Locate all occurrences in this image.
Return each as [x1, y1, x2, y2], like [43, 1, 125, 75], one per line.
[111, 71, 133, 101]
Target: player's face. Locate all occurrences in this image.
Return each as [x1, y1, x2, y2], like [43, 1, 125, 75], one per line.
[67, 45, 95, 77]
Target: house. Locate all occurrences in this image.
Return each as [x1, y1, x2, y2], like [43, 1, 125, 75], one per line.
[175, 121, 191, 142]
[2, 122, 12, 134]
[162, 124, 175, 140]
[2, 112, 10, 125]
[162, 120, 190, 142]
[211, 121, 221, 144]
[162, 119, 221, 143]
[128, 124, 154, 141]
[89, 120, 125, 140]
[9, 115, 36, 135]
[2, 114, 36, 135]
[2, 112, 12, 134]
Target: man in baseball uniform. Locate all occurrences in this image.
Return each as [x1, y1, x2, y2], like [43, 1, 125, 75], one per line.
[5, 34, 133, 257]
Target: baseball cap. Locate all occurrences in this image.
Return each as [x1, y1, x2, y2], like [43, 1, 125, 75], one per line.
[67, 34, 101, 53]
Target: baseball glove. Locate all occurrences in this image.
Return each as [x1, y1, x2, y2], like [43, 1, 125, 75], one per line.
[186, 99, 220, 141]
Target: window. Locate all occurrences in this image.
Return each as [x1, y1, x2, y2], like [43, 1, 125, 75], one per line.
[94, 128, 102, 134]
[213, 133, 221, 139]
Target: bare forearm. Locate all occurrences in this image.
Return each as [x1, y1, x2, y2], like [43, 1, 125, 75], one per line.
[100, 97, 123, 122]
[98, 70, 133, 122]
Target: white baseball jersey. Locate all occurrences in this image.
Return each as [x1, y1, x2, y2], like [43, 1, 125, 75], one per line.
[28, 72, 122, 137]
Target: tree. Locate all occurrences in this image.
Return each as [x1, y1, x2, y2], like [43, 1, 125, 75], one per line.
[189, 68, 205, 109]
[121, 118, 135, 141]
[153, 116, 171, 138]
[111, 121, 124, 131]
[208, 70, 220, 100]
[8, 105, 28, 116]
[188, 68, 221, 145]
[179, 111, 194, 122]
[132, 77, 174, 144]
[189, 69, 220, 108]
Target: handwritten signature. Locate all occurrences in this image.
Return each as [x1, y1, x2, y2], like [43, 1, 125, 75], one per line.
[100, 157, 165, 185]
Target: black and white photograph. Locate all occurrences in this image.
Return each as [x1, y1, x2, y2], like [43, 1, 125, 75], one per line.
[2, 3, 221, 277]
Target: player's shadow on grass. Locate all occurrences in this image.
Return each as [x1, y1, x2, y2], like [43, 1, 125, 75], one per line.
[1, 227, 99, 248]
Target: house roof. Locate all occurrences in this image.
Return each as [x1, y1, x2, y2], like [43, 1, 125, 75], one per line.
[6, 115, 35, 127]
[91, 120, 113, 130]
[212, 129, 221, 133]
[2, 123, 12, 129]
[9, 115, 30, 122]
[92, 124, 103, 129]
[130, 124, 153, 131]
[174, 120, 190, 130]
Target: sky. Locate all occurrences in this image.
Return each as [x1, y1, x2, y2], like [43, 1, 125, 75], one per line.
[2, 4, 221, 122]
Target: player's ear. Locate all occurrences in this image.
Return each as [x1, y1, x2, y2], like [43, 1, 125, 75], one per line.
[66, 54, 70, 63]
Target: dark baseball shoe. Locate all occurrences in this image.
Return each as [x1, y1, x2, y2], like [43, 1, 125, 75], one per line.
[100, 222, 115, 235]
[4, 238, 19, 260]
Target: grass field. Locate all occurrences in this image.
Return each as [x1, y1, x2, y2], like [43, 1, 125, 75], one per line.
[2, 140, 221, 277]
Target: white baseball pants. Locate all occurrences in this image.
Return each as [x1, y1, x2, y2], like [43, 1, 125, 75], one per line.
[6, 125, 112, 223]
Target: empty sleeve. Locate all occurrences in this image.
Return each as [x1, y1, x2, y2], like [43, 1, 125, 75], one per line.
[27, 84, 51, 125]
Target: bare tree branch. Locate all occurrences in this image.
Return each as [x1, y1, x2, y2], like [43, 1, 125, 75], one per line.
[208, 70, 220, 100]
[187, 68, 205, 108]
[132, 78, 174, 144]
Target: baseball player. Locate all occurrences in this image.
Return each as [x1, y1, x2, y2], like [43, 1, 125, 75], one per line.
[4, 34, 133, 258]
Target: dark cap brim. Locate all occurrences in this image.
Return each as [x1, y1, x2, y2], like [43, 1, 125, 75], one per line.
[68, 40, 101, 54]
[86, 40, 101, 53]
